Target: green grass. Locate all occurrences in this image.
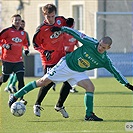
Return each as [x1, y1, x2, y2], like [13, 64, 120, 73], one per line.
[0, 77, 133, 133]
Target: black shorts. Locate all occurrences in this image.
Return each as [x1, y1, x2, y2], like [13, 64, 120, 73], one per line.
[2, 61, 25, 75]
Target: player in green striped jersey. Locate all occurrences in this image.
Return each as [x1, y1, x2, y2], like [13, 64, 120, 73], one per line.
[8, 26, 133, 121]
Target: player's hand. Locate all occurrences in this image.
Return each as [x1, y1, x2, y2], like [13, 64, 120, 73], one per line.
[51, 26, 61, 32]
[23, 50, 30, 56]
[125, 83, 133, 91]
[44, 50, 54, 61]
[66, 18, 74, 27]
[3, 44, 12, 50]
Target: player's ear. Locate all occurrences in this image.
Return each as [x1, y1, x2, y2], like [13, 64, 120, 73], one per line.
[107, 45, 111, 50]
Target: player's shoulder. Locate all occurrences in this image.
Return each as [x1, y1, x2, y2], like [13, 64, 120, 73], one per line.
[36, 22, 49, 31]
[0, 26, 11, 33]
[55, 16, 67, 21]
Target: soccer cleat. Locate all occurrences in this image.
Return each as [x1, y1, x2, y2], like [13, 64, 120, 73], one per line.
[20, 99, 28, 105]
[9, 85, 17, 93]
[70, 88, 78, 93]
[33, 105, 44, 117]
[54, 105, 69, 118]
[8, 94, 17, 108]
[85, 112, 103, 121]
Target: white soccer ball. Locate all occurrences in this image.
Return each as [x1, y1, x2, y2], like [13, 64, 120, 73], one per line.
[10, 101, 26, 117]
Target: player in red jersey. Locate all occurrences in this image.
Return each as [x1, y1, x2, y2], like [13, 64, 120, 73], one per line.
[0, 14, 29, 104]
[33, 4, 74, 117]
[4, 19, 30, 94]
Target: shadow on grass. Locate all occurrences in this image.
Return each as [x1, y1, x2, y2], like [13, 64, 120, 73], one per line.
[95, 105, 133, 108]
[27, 105, 133, 109]
[27, 119, 133, 123]
[103, 119, 133, 122]
[73, 91, 132, 95]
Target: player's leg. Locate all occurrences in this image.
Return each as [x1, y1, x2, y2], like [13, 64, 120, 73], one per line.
[33, 82, 54, 117]
[9, 73, 17, 93]
[0, 61, 13, 92]
[8, 77, 52, 108]
[4, 74, 14, 93]
[12, 62, 26, 104]
[54, 81, 71, 118]
[77, 79, 103, 121]
[33, 65, 55, 117]
[16, 71, 27, 105]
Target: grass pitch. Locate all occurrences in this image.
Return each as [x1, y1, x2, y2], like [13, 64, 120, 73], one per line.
[0, 77, 133, 133]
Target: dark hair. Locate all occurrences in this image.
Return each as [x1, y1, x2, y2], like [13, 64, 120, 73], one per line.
[101, 36, 112, 46]
[11, 14, 21, 19]
[21, 20, 25, 23]
[42, 4, 57, 14]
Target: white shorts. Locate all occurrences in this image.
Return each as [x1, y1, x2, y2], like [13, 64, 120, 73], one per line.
[43, 57, 89, 86]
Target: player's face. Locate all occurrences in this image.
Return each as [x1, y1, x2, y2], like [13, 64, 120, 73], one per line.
[21, 22, 25, 29]
[97, 40, 110, 54]
[12, 16, 21, 29]
[44, 11, 56, 25]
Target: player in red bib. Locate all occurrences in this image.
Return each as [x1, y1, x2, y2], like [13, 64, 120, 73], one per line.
[0, 14, 29, 104]
[33, 4, 74, 117]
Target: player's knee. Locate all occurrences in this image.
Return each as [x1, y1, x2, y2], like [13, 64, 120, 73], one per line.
[36, 78, 52, 87]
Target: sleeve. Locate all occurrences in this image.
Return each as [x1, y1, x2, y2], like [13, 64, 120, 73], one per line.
[32, 27, 44, 54]
[23, 33, 29, 50]
[61, 26, 98, 45]
[26, 32, 30, 46]
[104, 56, 128, 85]
[0, 28, 8, 46]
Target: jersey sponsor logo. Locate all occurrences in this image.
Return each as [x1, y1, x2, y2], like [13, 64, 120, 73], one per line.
[84, 52, 99, 65]
[50, 31, 62, 39]
[78, 57, 90, 68]
[12, 37, 22, 43]
[57, 20, 61, 25]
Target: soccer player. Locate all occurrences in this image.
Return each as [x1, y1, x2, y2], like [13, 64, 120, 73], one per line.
[32, 4, 74, 117]
[63, 26, 79, 93]
[8, 26, 133, 121]
[4, 19, 30, 94]
[0, 14, 29, 104]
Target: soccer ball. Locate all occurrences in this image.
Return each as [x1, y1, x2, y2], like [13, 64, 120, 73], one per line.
[10, 101, 26, 117]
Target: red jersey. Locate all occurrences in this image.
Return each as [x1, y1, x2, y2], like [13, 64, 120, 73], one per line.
[33, 16, 69, 67]
[0, 25, 29, 62]
[63, 33, 78, 52]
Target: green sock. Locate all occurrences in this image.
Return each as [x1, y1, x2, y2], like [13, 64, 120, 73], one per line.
[84, 92, 94, 117]
[11, 74, 17, 86]
[6, 74, 14, 88]
[14, 81, 37, 98]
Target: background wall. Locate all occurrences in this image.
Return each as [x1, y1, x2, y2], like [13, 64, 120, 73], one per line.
[0, 0, 132, 77]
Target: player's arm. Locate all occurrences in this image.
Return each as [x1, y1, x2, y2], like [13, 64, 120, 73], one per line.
[23, 33, 30, 56]
[32, 28, 44, 54]
[26, 32, 30, 46]
[51, 26, 98, 45]
[105, 58, 133, 91]
[0, 28, 12, 50]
